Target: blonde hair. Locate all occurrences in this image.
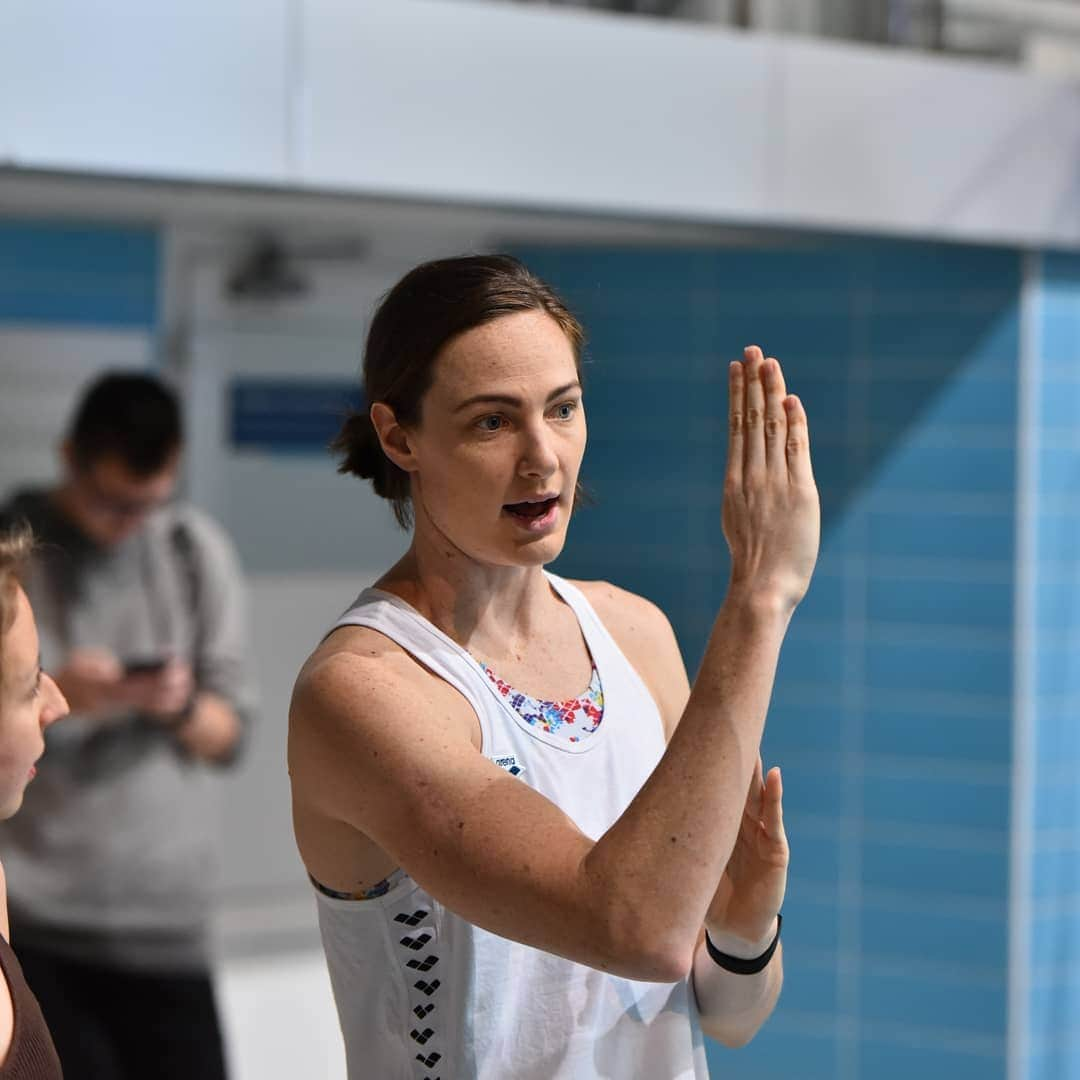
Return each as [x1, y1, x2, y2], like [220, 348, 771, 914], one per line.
[0, 524, 33, 688]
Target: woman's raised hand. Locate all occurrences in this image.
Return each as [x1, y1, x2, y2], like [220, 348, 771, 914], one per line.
[722, 346, 820, 613]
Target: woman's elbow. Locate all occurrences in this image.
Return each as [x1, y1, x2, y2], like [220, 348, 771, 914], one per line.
[598, 926, 696, 983]
[586, 879, 697, 982]
[650, 943, 696, 983]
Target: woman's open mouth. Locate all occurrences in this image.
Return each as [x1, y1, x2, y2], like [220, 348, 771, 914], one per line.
[503, 496, 560, 532]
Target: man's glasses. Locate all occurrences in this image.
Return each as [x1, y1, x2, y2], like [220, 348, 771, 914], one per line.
[76, 468, 172, 521]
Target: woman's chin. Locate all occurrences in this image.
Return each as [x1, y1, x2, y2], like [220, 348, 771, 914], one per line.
[0, 792, 23, 822]
[514, 530, 567, 565]
[468, 530, 567, 569]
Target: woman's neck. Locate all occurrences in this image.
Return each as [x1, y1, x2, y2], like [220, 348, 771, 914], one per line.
[375, 536, 558, 661]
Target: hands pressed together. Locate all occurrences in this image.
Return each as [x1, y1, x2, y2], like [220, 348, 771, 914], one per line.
[707, 757, 788, 954]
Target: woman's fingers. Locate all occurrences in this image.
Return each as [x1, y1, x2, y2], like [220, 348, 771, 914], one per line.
[742, 345, 766, 480]
[745, 755, 765, 820]
[723, 344, 820, 611]
[727, 359, 745, 490]
[763, 765, 785, 842]
[763, 357, 788, 477]
[784, 394, 814, 487]
[736, 347, 791, 482]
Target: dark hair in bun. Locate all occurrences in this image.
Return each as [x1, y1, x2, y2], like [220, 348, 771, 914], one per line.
[332, 254, 584, 529]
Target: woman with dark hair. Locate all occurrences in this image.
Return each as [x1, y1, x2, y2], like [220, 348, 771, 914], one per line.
[289, 254, 819, 1078]
[0, 527, 68, 1078]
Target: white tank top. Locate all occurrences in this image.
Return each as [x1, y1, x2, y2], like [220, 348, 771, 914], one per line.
[313, 572, 709, 1080]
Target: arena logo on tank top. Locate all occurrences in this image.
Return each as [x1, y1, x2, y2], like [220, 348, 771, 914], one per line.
[489, 753, 525, 777]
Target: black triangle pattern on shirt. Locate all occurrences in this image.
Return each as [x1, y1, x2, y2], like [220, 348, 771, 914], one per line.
[396, 902, 441, 1077]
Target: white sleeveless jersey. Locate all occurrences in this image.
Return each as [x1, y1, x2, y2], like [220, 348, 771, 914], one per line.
[314, 573, 709, 1080]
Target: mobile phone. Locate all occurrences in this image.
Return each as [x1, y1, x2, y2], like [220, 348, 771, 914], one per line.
[123, 656, 169, 676]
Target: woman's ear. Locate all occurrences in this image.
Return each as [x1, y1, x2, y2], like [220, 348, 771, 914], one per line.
[370, 403, 417, 474]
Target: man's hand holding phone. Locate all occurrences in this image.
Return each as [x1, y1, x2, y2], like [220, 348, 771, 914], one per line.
[119, 657, 194, 722]
[53, 648, 126, 716]
[53, 649, 193, 723]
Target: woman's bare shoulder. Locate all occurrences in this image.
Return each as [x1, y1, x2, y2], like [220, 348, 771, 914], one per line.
[295, 624, 413, 696]
[572, 579, 674, 646]
[290, 623, 468, 743]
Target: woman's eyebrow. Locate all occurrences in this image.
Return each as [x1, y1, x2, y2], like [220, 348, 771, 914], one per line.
[452, 382, 582, 414]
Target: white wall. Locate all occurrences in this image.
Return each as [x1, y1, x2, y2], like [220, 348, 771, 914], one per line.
[2, 0, 1079, 249]
[218, 946, 346, 1080]
[0, 327, 152, 487]
[180, 241, 420, 1077]
[0, 0, 290, 182]
[177, 240, 416, 928]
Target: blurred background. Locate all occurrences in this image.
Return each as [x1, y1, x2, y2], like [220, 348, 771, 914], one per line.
[2, 0, 1079, 1077]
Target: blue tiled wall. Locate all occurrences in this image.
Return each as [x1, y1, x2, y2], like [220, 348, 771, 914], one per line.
[518, 239, 1020, 1080]
[0, 219, 159, 328]
[1028, 252, 1080, 1080]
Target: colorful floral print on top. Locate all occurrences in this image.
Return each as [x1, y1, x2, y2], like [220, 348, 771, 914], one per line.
[477, 662, 604, 744]
[309, 867, 408, 902]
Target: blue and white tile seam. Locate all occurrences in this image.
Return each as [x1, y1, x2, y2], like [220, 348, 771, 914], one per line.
[1007, 250, 1042, 1080]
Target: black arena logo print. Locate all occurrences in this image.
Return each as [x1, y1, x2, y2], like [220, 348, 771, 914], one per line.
[395, 905, 442, 1076]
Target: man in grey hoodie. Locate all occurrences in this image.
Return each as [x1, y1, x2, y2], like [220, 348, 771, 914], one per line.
[0, 372, 257, 1080]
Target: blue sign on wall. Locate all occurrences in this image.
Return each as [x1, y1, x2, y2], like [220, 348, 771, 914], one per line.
[229, 378, 364, 453]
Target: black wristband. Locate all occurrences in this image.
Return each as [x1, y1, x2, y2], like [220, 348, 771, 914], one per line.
[705, 913, 782, 975]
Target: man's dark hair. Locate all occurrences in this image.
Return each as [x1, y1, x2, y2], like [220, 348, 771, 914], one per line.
[69, 372, 183, 476]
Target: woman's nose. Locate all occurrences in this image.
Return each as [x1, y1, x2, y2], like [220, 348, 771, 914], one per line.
[520, 426, 559, 478]
[41, 673, 70, 726]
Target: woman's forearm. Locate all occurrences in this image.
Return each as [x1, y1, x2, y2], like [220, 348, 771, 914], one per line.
[692, 933, 783, 1047]
[582, 590, 791, 977]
